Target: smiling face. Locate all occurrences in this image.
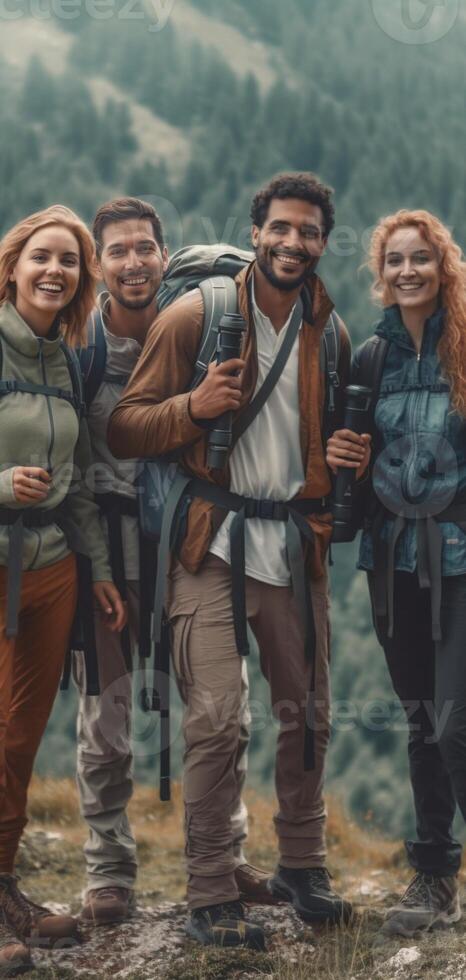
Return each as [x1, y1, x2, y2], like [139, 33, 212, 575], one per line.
[10, 225, 81, 333]
[383, 226, 442, 318]
[98, 218, 168, 310]
[251, 197, 327, 292]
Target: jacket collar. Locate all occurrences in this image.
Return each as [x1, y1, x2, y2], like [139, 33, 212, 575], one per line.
[235, 260, 334, 331]
[375, 303, 445, 353]
[0, 301, 62, 358]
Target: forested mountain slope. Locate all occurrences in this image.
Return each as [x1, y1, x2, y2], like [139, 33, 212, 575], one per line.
[1, 0, 464, 338]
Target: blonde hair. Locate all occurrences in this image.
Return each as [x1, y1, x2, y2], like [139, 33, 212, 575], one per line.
[0, 205, 97, 346]
[368, 209, 466, 415]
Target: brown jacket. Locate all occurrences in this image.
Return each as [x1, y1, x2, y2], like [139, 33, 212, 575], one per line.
[108, 262, 351, 578]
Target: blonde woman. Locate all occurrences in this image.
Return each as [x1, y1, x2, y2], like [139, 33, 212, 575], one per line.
[0, 206, 125, 975]
[327, 209, 466, 938]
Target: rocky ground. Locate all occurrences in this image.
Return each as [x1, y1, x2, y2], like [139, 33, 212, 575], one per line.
[15, 779, 466, 980]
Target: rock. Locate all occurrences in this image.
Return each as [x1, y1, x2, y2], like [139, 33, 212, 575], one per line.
[386, 946, 421, 969]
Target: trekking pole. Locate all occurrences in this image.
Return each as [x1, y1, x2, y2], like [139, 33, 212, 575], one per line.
[331, 385, 372, 543]
[207, 313, 247, 469]
[158, 616, 171, 802]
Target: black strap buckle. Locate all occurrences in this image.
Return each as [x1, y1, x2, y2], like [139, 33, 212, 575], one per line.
[244, 499, 287, 520]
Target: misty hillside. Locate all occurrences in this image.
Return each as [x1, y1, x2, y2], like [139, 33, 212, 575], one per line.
[0, 0, 464, 337]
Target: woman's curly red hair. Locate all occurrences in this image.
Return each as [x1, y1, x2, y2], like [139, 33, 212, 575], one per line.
[368, 209, 466, 415]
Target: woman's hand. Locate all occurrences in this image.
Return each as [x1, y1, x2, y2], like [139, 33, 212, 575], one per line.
[93, 582, 127, 632]
[13, 466, 52, 503]
[326, 429, 372, 479]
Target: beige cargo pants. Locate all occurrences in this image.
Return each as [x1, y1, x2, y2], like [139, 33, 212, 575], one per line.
[76, 581, 250, 894]
[166, 553, 331, 910]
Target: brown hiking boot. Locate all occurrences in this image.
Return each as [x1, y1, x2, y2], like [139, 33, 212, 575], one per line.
[80, 887, 135, 925]
[0, 875, 79, 947]
[381, 872, 461, 937]
[234, 863, 281, 906]
[0, 918, 32, 976]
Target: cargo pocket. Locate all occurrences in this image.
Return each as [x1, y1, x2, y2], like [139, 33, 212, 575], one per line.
[168, 597, 199, 703]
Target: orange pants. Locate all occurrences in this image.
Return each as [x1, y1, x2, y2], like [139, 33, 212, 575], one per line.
[0, 554, 77, 872]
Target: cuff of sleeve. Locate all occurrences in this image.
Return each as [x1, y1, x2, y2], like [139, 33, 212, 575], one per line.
[180, 391, 206, 440]
[0, 469, 16, 505]
[91, 558, 113, 582]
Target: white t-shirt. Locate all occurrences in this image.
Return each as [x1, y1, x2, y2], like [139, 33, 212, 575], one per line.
[86, 321, 141, 580]
[209, 279, 305, 586]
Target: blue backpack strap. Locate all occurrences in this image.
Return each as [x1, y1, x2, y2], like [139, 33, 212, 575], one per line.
[77, 307, 107, 409]
[190, 276, 239, 390]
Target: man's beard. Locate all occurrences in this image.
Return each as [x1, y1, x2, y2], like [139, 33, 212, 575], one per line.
[113, 281, 159, 311]
[254, 246, 318, 292]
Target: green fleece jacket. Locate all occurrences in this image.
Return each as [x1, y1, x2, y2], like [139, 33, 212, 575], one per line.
[0, 301, 111, 579]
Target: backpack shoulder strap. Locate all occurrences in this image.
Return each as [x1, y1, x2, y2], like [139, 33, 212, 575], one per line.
[77, 307, 107, 409]
[320, 310, 342, 442]
[320, 311, 341, 412]
[190, 276, 238, 390]
[232, 293, 304, 447]
[354, 334, 389, 426]
[60, 341, 86, 419]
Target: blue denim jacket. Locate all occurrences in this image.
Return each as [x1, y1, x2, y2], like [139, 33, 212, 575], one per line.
[356, 305, 466, 576]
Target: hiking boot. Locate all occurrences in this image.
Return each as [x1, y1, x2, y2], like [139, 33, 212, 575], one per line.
[0, 918, 32, 976]
[234, 863, 280, 906]
[186, 900, 265, 950]
[0, 875, 79, 947]
[269, 866, 352, 925]
[80, 887, 135, 926]
[380, 872, 461, 937]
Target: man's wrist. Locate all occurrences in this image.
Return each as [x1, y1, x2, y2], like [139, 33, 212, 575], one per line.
[188, 390, 198, 421]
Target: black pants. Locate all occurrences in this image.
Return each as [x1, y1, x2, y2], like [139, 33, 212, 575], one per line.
[368, 570, 466, 876]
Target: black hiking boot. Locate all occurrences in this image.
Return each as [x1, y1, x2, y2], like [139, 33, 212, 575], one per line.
[269, 866, 352, 925]
[186, 900, 265, 950]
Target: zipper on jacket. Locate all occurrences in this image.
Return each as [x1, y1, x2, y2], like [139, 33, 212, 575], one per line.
[39, 339, 55, 472]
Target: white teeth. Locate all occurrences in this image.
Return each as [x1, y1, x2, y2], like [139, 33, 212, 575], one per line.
[276, 255, 301, 266]
[122, 277, 148, 285]
[37, 283, 63, 293]
[398, 284, 422, 290]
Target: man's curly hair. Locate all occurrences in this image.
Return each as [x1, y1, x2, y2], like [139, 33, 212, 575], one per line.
[250, 172, 335, 238]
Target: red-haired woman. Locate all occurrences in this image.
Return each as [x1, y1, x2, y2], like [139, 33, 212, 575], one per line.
[0, 206, 125, 974]
[327, 209, 466, 937]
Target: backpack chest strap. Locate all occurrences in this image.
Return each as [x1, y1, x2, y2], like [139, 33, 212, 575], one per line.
[0, 379, 83, 414]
